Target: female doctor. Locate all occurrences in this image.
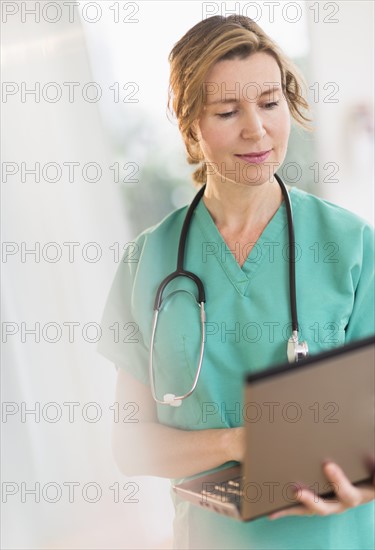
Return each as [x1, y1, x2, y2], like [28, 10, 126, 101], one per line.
[98, 15, 375, 550]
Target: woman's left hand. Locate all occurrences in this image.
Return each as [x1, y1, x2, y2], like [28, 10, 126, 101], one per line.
[268, 461, 375, 520]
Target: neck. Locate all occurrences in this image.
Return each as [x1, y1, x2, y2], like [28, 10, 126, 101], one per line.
[202, 177, 284, 235]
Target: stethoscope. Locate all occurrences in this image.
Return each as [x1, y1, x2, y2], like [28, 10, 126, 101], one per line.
[149, 173, 309, 407]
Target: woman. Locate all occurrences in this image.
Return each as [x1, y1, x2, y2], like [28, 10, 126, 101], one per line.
[98, 15, 375, 550]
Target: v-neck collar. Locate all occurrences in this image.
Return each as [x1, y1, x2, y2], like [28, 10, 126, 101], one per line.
[193, 187, 298, 296]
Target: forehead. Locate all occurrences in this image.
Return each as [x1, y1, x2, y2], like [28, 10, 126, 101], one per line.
[203, 52, 282, 92]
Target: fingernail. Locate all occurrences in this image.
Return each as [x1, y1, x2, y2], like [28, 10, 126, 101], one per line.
[325, 463, 336, 474]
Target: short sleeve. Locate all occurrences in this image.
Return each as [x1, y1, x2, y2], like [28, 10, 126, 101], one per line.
[96, 240, 150, 386]
[345, 223, 375, 342]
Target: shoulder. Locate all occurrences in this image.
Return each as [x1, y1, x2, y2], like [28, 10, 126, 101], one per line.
[140, 205, 188, 237]
[290, 186, 374, 241]
[126, 205, 189, 277]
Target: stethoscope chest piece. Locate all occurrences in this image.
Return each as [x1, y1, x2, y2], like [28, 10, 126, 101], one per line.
[287, 330, 309, 363]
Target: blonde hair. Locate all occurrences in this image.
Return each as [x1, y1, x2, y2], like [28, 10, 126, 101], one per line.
[167, 15, 313, 187]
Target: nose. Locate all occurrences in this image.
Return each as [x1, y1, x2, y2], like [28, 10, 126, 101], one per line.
[240, 106, 265, 141]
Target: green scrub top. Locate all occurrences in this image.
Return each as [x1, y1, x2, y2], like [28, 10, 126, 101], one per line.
[98, 185, 375, 550]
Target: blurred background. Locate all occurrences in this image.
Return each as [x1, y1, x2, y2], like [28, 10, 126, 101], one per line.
[1, 1, 374, 549]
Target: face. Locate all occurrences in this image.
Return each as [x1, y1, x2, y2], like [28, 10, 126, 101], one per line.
[194, 52, 291, 187]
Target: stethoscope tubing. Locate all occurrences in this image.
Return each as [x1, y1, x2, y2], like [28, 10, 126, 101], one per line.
[149, 175, 307, 406]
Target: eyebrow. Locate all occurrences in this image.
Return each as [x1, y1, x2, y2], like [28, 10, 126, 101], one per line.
[205, 85, 282, 106]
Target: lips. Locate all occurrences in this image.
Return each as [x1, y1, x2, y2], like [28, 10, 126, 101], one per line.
[236, 149, 271, 157]
[235, 150, 272, 164]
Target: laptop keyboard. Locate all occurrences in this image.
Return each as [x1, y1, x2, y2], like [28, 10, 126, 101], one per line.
[201, 475, 244, 504]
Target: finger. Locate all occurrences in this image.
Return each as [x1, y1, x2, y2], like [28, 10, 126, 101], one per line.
[269, 485, 341, 520]
[294, 487, 343, 516]
[323, 463, 362, 508]
[268, 504, 308, 520]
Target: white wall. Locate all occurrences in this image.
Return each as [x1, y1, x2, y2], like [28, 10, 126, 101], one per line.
[307, 0, 374, 223]
[1, 4, 173, 549]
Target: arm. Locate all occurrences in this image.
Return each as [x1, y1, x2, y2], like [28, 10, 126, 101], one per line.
[112, 368, 245, 478]
[344, 224, 375, 342]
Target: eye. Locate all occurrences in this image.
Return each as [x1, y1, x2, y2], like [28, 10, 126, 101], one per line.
[263, 101, 280, 110]
[217, 111, 237, 119]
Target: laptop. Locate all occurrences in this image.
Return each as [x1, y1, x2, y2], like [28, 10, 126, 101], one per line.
[173, 336, 375, 521]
